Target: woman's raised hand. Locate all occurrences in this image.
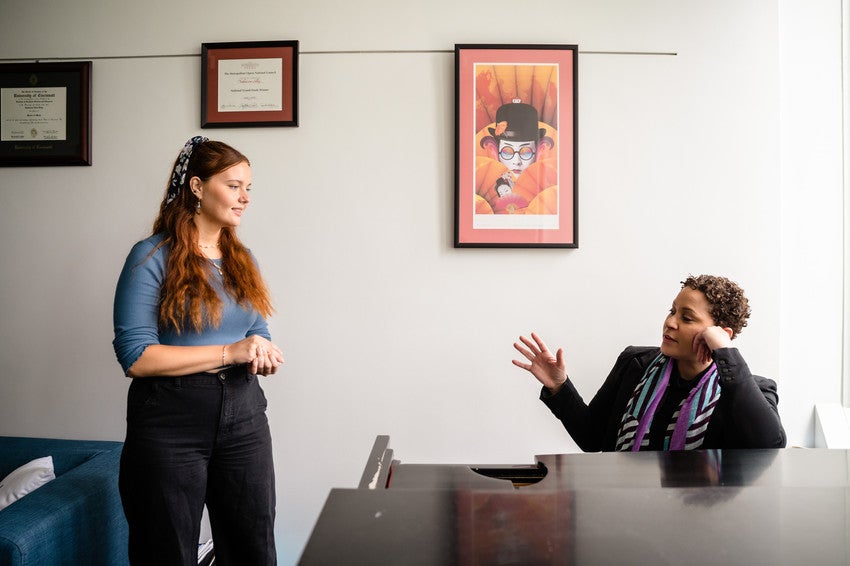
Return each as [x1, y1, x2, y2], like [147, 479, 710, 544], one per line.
[692, 326, 733, 365]
[225, 336, 285, 376]
[512, 332, 568, 394]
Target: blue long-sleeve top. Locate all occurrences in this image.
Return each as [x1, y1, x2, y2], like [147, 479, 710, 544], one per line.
[112, 233, 271, 375]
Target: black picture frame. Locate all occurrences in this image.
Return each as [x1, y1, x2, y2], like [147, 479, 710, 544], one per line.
[454, 44, 578, 248]
[201, 40, 299, 128]
[0, 61, 92, 167]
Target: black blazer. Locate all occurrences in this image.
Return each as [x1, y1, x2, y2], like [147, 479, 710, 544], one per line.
[540, 346, 787, 451]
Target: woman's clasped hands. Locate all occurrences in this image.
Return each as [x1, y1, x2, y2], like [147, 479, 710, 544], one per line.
[225, 336, 285, 376]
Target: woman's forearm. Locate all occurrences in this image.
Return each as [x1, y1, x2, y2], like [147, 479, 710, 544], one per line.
[126, 344, 229, 377]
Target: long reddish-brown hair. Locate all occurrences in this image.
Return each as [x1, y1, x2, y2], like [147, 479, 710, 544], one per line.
[151, 140, 273, 333]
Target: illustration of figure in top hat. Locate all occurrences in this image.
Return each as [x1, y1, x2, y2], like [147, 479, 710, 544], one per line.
[476, 99, 557, 214]
[481, 101, 554, 180]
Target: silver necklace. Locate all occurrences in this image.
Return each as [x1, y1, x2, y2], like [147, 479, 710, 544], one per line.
[207, 258, 223, 276]
[200, 249, 223, 276]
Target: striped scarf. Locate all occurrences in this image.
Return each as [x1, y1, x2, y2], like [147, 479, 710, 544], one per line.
[615, 353, 721, 451]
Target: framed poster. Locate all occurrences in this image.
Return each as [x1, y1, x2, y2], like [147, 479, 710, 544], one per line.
[454, 44, 578, 248]
[201, 40, 298, 128]
[0, 61, 92, 167]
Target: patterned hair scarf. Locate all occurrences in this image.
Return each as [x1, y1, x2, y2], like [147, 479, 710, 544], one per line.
[615, 353, 721, 451]
[166, 136, 209, 204]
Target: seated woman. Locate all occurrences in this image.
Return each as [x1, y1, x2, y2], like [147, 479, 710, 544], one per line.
[512, 275, 786, 451]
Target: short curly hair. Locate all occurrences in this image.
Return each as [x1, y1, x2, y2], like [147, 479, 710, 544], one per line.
[681, 275, 751, 338]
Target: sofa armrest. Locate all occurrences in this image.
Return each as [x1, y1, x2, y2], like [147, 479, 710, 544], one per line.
[0, 444, 128, 566]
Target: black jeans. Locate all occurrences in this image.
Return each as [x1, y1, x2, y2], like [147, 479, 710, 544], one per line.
[119, 365, 276, 565]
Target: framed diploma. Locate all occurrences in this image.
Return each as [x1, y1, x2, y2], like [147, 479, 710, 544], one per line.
[454, 44, 578, 248]
[201, 40, 299, 128]
[0, 61, 92, 167]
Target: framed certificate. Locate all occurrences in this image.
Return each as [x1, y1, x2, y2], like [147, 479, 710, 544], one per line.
[454, 44, 578, 248]
[0, 61, 92, 167]
[201, 40, 299, 128]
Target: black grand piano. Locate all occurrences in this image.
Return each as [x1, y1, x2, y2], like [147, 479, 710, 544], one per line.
[300, 436, 850, 565]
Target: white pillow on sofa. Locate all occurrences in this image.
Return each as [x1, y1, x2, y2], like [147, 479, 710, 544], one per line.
[0, 456, 55, 511]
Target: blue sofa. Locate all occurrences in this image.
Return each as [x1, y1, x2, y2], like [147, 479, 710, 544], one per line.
[0, 436, 128, 565]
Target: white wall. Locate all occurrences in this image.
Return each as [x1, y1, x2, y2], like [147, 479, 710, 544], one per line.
[0, 1, 844, 563]
[778, 0, 846, 444]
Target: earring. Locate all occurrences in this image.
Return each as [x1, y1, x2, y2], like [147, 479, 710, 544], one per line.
[196, 199, 201, 214]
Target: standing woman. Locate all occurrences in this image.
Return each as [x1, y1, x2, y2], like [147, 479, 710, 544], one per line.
[113, 136, 283, 564]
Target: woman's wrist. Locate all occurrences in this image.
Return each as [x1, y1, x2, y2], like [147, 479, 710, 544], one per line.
[222, 344, 229, 366]
[547, 375, 568, 395]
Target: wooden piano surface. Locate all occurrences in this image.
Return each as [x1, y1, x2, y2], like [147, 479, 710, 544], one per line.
[301, 436, 850, 565]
